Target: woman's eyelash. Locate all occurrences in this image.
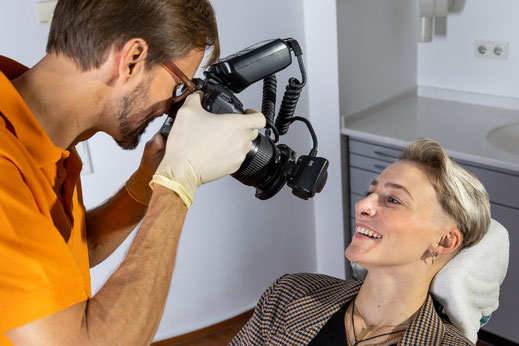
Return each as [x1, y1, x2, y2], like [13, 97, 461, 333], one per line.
[386, 196, 401, 205]
[364, 190, 401, 205]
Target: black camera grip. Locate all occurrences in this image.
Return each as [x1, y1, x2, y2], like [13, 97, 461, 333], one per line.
[158, 81, 243, 138]
[199, 81, 245, 114]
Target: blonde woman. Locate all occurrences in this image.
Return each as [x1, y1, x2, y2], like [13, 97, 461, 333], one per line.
[231, 138, 490, 346]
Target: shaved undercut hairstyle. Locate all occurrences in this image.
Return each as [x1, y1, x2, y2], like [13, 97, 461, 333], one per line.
[400, 138, 490, 249]
[47, 0, 220, 71]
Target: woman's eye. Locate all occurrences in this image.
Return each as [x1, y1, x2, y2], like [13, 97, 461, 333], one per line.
[387, 196, 400, 205]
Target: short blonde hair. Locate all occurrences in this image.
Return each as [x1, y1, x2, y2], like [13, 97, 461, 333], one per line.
[400, 138, 490, 248]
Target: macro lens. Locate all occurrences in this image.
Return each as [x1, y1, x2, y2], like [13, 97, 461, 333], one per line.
[231, 133, 279, 187]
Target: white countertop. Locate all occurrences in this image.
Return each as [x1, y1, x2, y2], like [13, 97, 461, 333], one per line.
[341, 93, 519, 173]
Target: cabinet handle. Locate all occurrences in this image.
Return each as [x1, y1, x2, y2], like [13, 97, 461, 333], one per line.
[373, 150, 400, 160]
[374, 164, 388, 171]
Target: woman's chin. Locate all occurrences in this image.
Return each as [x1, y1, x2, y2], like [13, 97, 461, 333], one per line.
[345, 244, 362, 263]
[346, 244, 377, 269]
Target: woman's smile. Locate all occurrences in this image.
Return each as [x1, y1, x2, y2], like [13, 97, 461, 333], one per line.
[354, 224, 383, 239]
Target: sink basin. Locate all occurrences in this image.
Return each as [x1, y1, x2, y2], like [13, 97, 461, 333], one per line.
[487, 123, 519, 155]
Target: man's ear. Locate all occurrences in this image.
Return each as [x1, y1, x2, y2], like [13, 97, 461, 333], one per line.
[436, 229, 462, 256]
[118, 38, 149, 83]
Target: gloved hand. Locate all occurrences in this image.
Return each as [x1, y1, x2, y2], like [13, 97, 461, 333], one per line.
[125, 132, 166, 206]
[151, 92, 266, 207]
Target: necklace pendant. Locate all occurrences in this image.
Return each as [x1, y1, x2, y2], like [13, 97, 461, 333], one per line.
[356, 327, 372, 341]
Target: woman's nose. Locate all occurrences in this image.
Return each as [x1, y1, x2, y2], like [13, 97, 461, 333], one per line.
[356, 195, 377, 217]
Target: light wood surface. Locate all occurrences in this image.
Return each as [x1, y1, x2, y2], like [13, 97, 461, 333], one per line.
[152, 310, 253, 346]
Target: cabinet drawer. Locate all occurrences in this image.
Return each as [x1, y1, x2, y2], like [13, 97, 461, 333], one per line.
[349, 167, 379, 196]
[459, 162, 519, 210]
[349, 138, 402, 162]
[350, 153, 393, 174]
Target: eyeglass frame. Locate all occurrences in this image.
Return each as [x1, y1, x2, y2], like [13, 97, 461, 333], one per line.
[162, 61, 197, 104]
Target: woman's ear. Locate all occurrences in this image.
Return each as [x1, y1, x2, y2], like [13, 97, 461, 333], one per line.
[437, 229, 462, 256]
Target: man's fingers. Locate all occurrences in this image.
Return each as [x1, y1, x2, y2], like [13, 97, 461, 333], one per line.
[249, 129, 259, 140]
[242, 110, 266, 129]
[146, 132, 166, 153]
[183, 91, 203, 108]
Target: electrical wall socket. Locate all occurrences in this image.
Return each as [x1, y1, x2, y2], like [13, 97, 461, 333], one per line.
[475, 40, 509, 60]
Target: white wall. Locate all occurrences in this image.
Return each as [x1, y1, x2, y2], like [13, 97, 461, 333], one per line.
[418, 0, 519, 98]
[0, 1, 49, 66]
[1, 0, 318, 341]
[337, 0, 418, 117]
[303, 0, 345, 278]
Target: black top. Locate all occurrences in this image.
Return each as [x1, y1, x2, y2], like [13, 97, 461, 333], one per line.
[308, 302, 398, 346]
[308, 302, 348, 346]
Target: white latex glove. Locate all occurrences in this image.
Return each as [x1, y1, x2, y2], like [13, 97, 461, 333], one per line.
[151, 92, 266, 207]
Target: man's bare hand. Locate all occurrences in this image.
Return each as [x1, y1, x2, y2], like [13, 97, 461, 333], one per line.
[126, 132, 167, 205]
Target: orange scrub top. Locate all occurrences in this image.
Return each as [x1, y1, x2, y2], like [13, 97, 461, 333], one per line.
[0, 56, 91, 343]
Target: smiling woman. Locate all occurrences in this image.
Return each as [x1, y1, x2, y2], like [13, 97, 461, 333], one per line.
[230, 138, 491, 346]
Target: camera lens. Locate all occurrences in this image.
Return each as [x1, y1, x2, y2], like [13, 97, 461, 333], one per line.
[231, 133, 279, 187]
[232, 135, 297, 200]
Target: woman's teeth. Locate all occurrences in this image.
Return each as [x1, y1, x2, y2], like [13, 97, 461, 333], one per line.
[356, 226, 382, 239]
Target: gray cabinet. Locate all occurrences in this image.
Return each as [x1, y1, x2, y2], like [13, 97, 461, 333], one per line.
[345, 136, 519, 343]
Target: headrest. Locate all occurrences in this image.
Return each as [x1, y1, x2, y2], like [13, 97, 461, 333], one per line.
[430, 219, 509, 343]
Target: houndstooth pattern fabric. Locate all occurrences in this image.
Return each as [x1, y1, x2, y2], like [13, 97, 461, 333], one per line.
[230, 273, 473, 345]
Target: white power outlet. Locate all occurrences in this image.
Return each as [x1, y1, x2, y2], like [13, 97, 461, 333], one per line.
[475, 40, 509, 60]
[36, 1, 58, 24]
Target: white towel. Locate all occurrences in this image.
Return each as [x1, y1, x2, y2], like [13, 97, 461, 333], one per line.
[350, 219, 510, 343]
[430, 219, 510, 343]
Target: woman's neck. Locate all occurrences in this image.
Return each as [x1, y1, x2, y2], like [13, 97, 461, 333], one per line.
[354, 268, 432, 328]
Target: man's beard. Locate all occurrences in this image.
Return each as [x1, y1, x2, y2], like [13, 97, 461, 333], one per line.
[115, 83, 156, 150]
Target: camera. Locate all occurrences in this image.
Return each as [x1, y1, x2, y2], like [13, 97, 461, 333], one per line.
[160, 38, 328, 200]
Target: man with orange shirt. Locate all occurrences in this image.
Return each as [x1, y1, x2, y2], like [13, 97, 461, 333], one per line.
[0, 0, 265, 344]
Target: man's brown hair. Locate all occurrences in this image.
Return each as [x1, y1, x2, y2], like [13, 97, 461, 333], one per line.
[46, 0, 220, 71]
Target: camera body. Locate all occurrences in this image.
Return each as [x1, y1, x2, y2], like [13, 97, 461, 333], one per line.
[160, 39, 328, 200]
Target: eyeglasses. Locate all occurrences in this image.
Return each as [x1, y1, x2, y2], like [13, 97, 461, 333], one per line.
[162, 61, 196, 104]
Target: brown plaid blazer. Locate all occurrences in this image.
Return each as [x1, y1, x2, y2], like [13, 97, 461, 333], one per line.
[230, 273, 473, 345]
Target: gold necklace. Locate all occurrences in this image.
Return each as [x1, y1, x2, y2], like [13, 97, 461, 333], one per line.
[352, 331, 406, 346]
[344, 300, 408, 346]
